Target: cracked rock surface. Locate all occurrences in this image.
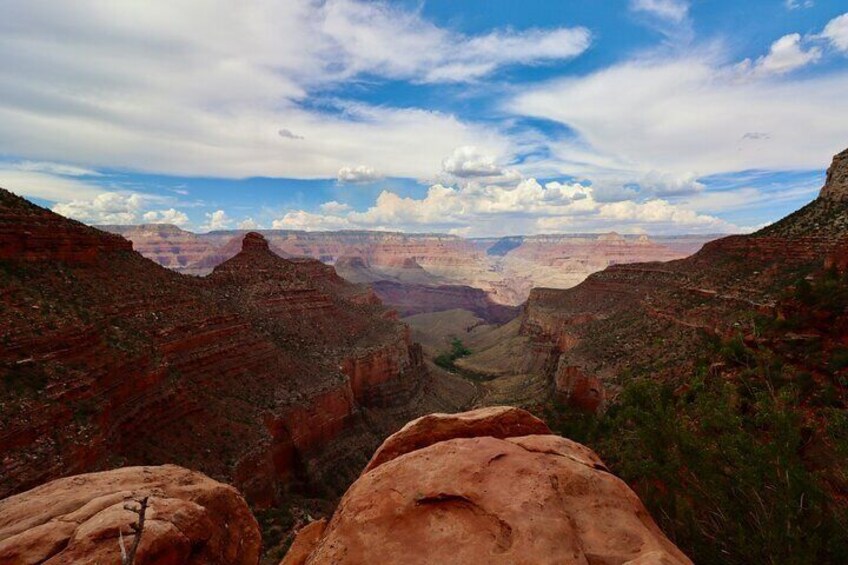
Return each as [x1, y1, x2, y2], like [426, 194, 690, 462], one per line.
[0, 465, 260, 565]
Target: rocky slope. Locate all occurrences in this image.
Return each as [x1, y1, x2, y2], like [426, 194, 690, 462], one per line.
[0, 188, 472, 508]
[0, 465, 261, 565]
[283, 407, 692, 565]
[370, 280, 519, 324]
[521, 150, 848, 408]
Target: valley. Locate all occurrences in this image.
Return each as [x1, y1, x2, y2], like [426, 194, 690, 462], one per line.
[102, 224, 719, 309]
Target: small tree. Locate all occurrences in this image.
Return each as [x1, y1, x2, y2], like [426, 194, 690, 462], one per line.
[119, 496, 149, 565]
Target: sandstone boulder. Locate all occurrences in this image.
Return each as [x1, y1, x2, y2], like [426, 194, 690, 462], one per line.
[280, 519, 326, 565]
[291, 407, 692, 565]
[363, 405, 551, 473]
[0, 465, 261, 565]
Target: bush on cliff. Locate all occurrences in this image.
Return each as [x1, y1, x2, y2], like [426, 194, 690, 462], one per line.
[551, 372, 848, 565]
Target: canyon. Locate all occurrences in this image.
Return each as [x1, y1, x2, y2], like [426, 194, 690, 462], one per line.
[0, 187, 474, 512]
[3, 147, 847, 563]
[437, 148, 848, 562]
[101, 224, 719, 310]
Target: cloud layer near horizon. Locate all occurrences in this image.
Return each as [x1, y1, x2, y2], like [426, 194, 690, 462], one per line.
[0, 1, 846, 235]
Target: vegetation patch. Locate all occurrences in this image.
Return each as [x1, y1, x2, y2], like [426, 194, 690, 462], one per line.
[548, 360, 848, 564]
[434, 337, 471, 371]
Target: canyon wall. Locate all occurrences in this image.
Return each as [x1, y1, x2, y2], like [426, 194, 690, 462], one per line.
[101, 226, 720, 306]
[370, 280, 519, 324]
[517, 150, 848, 411]
[0, 189, 446, 507]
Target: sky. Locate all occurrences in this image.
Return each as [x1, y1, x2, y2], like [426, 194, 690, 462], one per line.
[1, 0, 847, 236]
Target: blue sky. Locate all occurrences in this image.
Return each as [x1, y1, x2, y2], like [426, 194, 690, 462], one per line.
[0, 0, 846, 235]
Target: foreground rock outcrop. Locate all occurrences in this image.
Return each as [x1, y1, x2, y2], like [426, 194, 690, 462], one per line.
[0, 465, 260, 565]
[285, 407, 691, 565]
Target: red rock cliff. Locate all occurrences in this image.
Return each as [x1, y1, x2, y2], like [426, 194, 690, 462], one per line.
[0, 190, 429, 507]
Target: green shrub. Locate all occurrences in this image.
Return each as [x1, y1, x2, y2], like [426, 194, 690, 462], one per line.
[550, 375, 848, 564]
[434, 338, 471, 371]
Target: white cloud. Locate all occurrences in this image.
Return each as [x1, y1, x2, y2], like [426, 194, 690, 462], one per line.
[0, 0, 590, 180]
[636, 171, 705, 197]
[52, 192, 144, 224]
[785, 0, 814, 10]
[442, 146, 502, 178]
[272, 210, 354, 231]
[630, 0, 689, 22]
[272, 176, 737, 236]
[421, 27, 591, 83]
[142, 208, 189, 226]
[238, 217, 259, 229]
[1, 167, 105, 202]
[822, 13, 848, 53]
[337, 165, 382, 183]
[14, 161, 102, 177]
[508, 54, 848, 179]
[320, 201, 352, 214]
[320, 1, 590, 84]
[737, 34, 821, 77]
[48, 190, 195, 226]
[203, 210, 231, 231]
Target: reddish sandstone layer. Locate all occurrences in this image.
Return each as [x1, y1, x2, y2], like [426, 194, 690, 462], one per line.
[506, 232, 683, 267]
[518, 148, 848, 411]
[0, 190, 427, 505]
[286, 407, 691, 565]
[103, 227, 719, 306]
[98, 224, 219, 272]
[0, 465, 261, 565]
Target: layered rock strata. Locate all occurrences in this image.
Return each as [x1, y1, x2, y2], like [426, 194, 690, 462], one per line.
[0, 188, 438, 506]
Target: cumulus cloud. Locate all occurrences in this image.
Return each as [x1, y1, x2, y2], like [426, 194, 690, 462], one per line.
[52, 192, 146, 224]
[442, 146, 502, 178]
[272, 210, 354, 231]
[337, 165, 382, 183]
[271, 176, 736, 236]
[822, 13, 848, 53]
[142, 208, 189, 226]
[630, 0, 689, 22]
[320, 201, 352, 214]
[238, 217, 259, 229]
[48, 190, 196, 226]
[737, 33, 821, 77]
[202, 210, 231, 231]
